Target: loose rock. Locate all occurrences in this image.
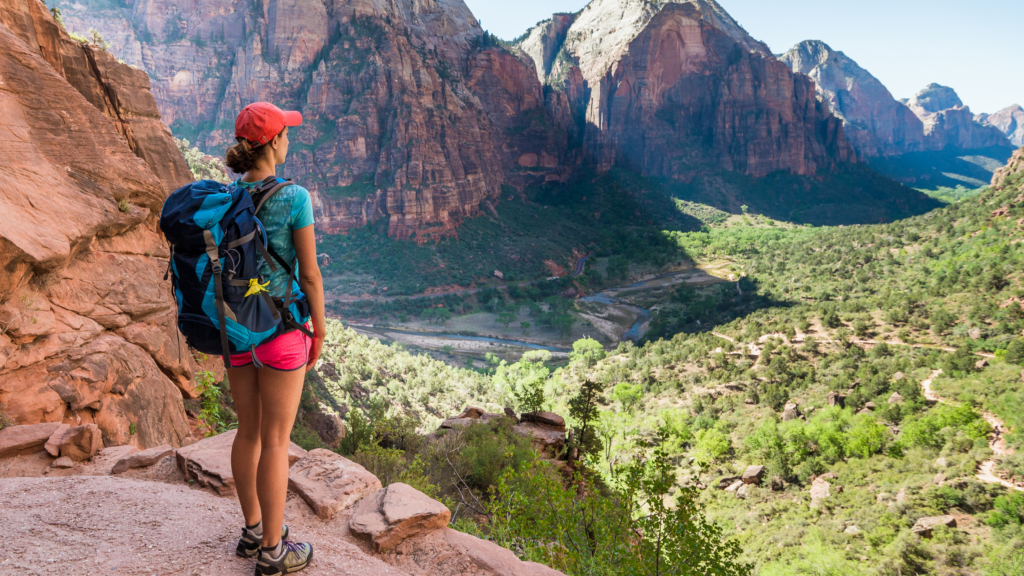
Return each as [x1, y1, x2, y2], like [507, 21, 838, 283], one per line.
[888, 392, 904, 405]
[58, 424, 103, 461]
[443, 528, 565, 575]
[782, 403, 800, 421]
[349, 483, 451, 552]
[44, 424, 70, 457]
[112, 445, 174, 474]
[742, 465, 765, 485]
[0, 423, 62, 458]
[52, 456, 73, 469]
[176, 430, 306, 496]
[911, 515, 957, 538]
[288, 449, 382, 519]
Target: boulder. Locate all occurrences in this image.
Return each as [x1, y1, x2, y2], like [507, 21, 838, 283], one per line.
[44, 424, 70, 457]
[52, 456, 73, 469]
[742, 465, 765, 485]
[503, 407, 519, 422]
[933, 473, 947, 485]
[892, 372, 905, 382]
[782, 403, 800, 421]
[935, 457, 947, 468]
[770, 476, 785, 492]
[176, 430, 307, 496]
[519, 412, 566, 430]
[844, 525, 861, 536]
[864, 402, 877, 411]
[810, 478, 831, 508]
[724, 480, 743, 492]
[827, 391, 846, 408]
[349, 483, 451, 552]
[58, 424, 103, 461]
[735, 484, 749, 499]
[443, 528, 565, 576]
[457, 407, 485, 420]
[288, 449, 382, 519]
[888, 392, 904, 405]
[111, 444, 174, 474]
[911, 515, 956, 538]
[976, 358, 989, 369]
[512, 422, 566, 459]
[0, 422, 62, 458]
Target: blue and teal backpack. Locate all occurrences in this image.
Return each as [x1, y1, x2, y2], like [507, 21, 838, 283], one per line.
[159, 176, 313, 368]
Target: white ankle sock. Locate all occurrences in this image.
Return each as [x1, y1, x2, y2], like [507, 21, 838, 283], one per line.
[262, 540, 283, 560]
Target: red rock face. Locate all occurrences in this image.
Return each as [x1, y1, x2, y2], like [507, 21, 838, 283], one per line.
[521, 1, 853, 179]
[780, 40, 928, 158]
[64, 0, 507, 242]
[583, 4, 852, 177]
[0, 0, 193, 449]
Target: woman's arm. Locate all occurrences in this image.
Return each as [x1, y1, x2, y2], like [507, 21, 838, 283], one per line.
[293, 225, 325, 371]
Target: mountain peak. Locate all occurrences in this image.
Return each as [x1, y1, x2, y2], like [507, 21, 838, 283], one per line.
[909, 83, 964, 113]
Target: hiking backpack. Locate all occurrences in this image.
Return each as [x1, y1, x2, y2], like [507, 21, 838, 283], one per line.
[159, 176, 313, 368]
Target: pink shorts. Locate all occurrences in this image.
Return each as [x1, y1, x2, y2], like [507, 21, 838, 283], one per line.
[228, 326, 312, 371]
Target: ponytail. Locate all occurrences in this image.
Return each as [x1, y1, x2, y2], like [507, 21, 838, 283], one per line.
[225, 138, 262, 174]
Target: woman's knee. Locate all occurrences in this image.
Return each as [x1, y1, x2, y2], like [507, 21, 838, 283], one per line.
[235, 421, 262, 445]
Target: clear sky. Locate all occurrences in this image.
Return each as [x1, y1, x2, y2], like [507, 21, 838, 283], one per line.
[464, 0, 1023, 115]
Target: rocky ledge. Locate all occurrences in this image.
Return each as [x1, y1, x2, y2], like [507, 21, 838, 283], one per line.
[0, 428, 566, 575]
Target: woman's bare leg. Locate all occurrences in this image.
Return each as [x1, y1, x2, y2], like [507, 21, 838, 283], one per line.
[227, 364, 262, 527]
[255, 367, 305, 546]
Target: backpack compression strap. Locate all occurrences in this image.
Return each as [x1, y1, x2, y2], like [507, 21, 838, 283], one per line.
[204, 230, 235, 368]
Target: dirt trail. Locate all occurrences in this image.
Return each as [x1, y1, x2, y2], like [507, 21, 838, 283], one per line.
[919, 369, 1022, 492]
[0, 475, 406, 575]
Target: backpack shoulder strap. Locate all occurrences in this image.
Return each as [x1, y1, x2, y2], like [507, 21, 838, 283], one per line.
[251, 177, 294, 214]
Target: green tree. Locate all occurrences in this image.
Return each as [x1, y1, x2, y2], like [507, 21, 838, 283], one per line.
[568, 379, 605, 461]
[1004, 339, 1024, 365]
[497, 307, 517, 331]
[611, 382, 644, 414]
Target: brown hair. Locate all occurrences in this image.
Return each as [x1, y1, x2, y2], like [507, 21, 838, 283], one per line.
[225, 138, 263, 174]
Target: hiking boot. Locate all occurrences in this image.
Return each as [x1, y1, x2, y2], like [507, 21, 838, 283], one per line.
[236, 524, 289, 558]
[255, 540, 313, 575]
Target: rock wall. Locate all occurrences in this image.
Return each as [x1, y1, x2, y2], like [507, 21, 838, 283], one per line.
[978, 105, 1024, 147]
[780, 43, 1012, 159]
[779, 40, 928, 158]
[904, 84, 1011, 151]
[0, 0, 194, 449]
[992, 147, 1024, 189]
[520, 0, 854, 178]
[62, 0, 513, 242]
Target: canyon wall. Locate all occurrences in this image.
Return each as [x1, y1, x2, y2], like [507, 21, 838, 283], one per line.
[519, 0, 854, 179]
[0, 0, 195, 449]
[780, 41, 1012, 158]
[62, 0, 564, 241]
[978, 105, 1024, 147]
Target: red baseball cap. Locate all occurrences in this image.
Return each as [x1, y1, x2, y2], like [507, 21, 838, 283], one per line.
[235, 102, 302, 146]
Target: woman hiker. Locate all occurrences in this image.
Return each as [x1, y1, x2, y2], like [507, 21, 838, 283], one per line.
[225, 102, 325, 575]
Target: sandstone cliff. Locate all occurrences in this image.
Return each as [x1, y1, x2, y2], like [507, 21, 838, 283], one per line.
[779, 40, 927, 158]
[0, 0, 194, 449]
[992, 147, 1024, 189]
[903, 84, 1011, 151]
[518, 0, 854, 178]
[978, 105, 1024, 147]
[61, 0, 537, 241]
[780, 42, 1012, 160]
